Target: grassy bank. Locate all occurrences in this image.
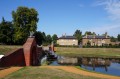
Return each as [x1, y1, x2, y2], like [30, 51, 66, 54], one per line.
[0, 45, 22, 55]
[55, 47, 120, 58]
[1, 67, 103, 79]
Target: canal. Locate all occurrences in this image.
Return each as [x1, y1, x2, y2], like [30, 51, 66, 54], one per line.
[48, 56, 120, 76]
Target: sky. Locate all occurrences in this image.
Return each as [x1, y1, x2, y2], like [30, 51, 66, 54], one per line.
[0, 0, 120, 37]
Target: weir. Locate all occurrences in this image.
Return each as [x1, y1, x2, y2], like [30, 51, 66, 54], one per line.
[0, 37, 45, 67]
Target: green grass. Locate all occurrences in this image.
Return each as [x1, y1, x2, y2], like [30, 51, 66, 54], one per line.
[0, 45, 22, 55]
[1, 67, 104, 79]
[55, 47, 120, 58]
[75, 66, 120, 77]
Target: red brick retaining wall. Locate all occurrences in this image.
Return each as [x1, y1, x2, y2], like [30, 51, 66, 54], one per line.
[23, 37, 38, 66]
[0, 48, 25, 67]
[0, 37, 42, 67]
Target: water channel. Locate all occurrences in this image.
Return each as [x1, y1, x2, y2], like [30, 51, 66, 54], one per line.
[48, 56, 120, 76]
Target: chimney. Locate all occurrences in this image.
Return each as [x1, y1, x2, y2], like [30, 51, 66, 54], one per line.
[105, 32, 107, 38]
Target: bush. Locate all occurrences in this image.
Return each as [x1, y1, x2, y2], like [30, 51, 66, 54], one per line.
[55, 45, 79, 48]
[83, 44, 120, 48]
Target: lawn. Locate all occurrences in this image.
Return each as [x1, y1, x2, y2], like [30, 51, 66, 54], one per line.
[0, 45, 22, 55]
[1, 67, 103, 79]
[55, 47, 120, 58]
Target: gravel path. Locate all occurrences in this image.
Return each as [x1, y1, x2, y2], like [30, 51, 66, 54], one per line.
[0, 67, 22, 78]
[41, 66, 120, 79]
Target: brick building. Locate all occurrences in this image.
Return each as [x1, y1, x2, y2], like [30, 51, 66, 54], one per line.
[57, 35, 78, 46]
[82, 33, 111, 46]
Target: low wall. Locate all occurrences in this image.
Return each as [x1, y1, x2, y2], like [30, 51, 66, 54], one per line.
[0, 48, 25, 67]
[0, 37, 46, 67]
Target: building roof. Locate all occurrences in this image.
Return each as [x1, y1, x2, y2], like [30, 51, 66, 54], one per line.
[58, 36, 77, 39]
[82, 35, 110, 39]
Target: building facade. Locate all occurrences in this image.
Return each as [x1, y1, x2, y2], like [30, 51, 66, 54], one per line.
[82, 33, 111, 46]
[57, 36, 78, 46]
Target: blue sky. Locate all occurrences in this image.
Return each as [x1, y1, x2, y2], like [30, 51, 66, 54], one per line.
[0, 0, 120, 37]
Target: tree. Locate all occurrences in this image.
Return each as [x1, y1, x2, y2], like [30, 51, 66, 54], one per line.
[52, 34, 58, 44]
[12, 6, 39, 44]
[110, 36, 116, 42]
[117, 34, 120, 41]
[87, 41, 91, 47]
[0, 17, 13, 44]
[73, 29, 82, 44]
[42, 32, 46, 43]
[34, 31, 45, 45]
[84, 31, 96, 35]
[46, 35, 52, 44]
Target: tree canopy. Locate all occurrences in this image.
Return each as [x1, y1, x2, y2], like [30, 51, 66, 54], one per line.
[34, 31, 45, 45]
[84, 31, 96, 35]
[117, 34, 120, 41]
[73, 29, 82, 44]
[52, 34, 58, 44]
[110, 36, 117, 42]
[0, 17, 13, 44]
[12, 6, 39, 44]
[46, 35, 52, 44]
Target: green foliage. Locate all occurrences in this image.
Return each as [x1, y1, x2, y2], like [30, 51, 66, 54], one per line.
[55, 45, 78, 48]
[87, 41, 91, 47]
[117, 34, 120, 41]
[110, 36, 117, 42]
[34, 31, 46, 45]
[73, 29, 82, 44]
[46, 34, 52, 44]
[84, 31, 96, 35]
[12, 6, 39, 44]
[83, 44, 120, 48]
[0, 17, 13, 44]
[52, 34, 58, 44]
[34, 31, 53, 46]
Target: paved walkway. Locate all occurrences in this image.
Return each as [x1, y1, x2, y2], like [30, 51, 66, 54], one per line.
[0, 67, 22, 78]
[41, 66, 120, 79]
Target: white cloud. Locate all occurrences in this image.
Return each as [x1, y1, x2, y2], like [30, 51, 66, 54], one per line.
[96, 0, 120, 21]
[90, 0, 120, 36]
[89, 23, 120, 34]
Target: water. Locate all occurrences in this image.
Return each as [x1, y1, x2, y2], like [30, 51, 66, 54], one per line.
[81, 63, 120, 76]
[49, 56, 120, 76]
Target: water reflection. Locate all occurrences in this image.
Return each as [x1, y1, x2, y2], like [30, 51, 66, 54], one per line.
[79, 57, 120, 76]
[50, 56, 120, 76]
[80, 58, 111, 71]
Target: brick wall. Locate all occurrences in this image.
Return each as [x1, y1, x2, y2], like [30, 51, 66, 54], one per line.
[23, 37, 38, 66]
[0, 37, 43, 67]
[0, 48, 25, 67]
